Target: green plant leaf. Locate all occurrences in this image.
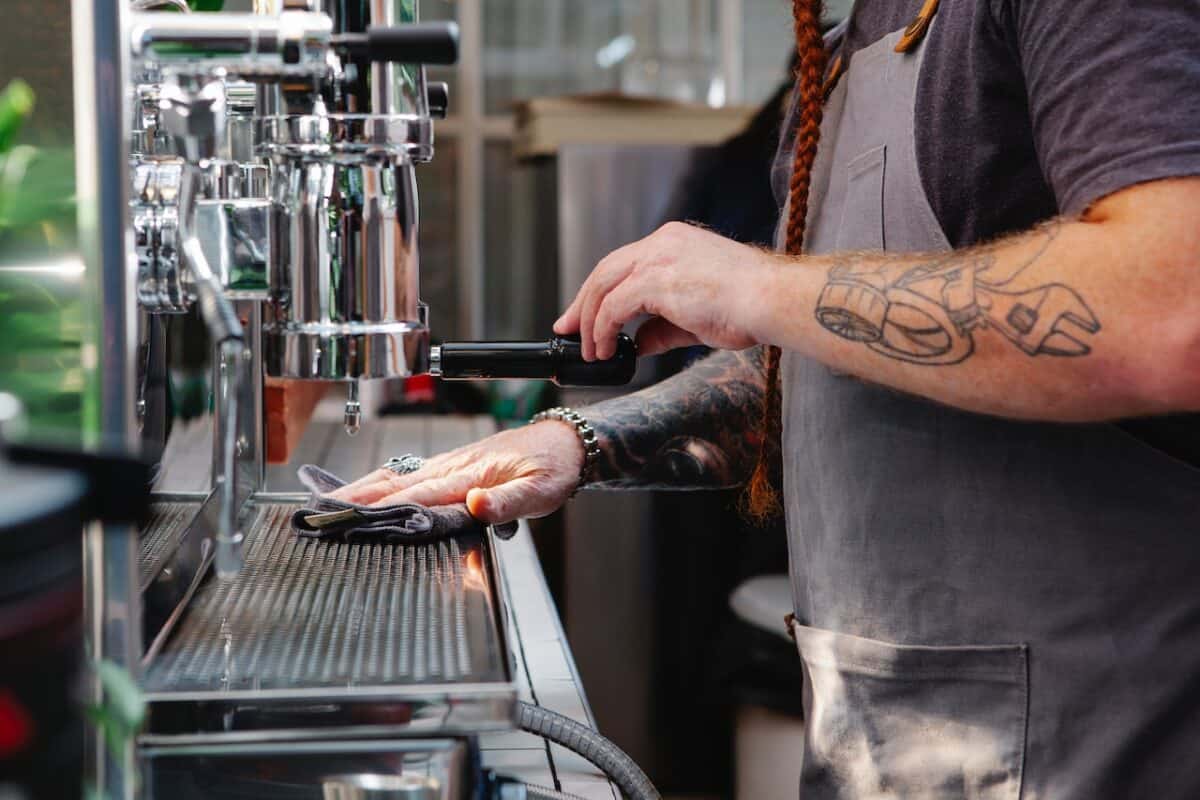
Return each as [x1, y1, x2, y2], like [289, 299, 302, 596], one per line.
[94, 660, 147, 731]
[0, 145, 76, 231]
[0, 79, 35, 154]
[84, 704, 126, 761]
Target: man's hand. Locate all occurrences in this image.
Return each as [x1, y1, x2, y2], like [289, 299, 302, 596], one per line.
[554, 222, 775, 361]
[328, 421, 585, 523]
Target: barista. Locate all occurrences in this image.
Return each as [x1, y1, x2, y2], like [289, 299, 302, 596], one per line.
[336, 0, 1200, 796]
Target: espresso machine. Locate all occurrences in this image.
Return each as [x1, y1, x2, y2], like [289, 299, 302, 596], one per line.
[66, 1, 637, 797]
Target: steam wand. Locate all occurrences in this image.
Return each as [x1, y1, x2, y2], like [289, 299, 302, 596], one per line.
[161, 77, 247, 578]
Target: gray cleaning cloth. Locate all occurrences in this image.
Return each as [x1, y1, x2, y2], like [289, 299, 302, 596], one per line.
[292, 464, 517, 543]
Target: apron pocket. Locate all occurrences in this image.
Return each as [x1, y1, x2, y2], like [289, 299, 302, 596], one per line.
[791, 623, 1027, 800]
[836, 145, 887, 251]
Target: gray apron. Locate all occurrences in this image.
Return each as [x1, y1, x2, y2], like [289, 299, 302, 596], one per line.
[774, 13, 1200, 800]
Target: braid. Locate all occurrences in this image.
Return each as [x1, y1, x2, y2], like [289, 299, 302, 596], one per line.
[745, 0, 827, 521]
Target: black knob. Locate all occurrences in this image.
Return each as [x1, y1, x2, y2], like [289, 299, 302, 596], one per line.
[333, 22, 460, 65]
[427, 81, 449, 118]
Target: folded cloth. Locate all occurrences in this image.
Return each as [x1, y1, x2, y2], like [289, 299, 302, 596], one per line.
[291, 464, 517, 544]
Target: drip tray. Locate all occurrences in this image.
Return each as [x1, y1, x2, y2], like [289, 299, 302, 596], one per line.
[140, 500, 201, 590]
[142, 502, 515, 736]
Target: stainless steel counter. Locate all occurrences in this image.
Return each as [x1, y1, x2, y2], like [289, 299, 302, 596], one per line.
[154, 411, 618, 797]
[489, 520, 618, 799]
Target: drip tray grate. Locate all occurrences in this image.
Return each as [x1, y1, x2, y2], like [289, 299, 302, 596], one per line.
[139, 501, 199, 589]
[143, 503, 507, 693]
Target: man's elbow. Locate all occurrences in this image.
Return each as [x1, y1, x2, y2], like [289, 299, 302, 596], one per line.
[1084, 178, 1200, 414]
[1119, 313, 1200, 414]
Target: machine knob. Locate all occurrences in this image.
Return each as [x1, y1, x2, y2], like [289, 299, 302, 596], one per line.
[332, 22, 460, 66]
[427, 82, 449, 119]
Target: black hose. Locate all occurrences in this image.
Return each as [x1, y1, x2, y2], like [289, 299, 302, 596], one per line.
[516, 701, 660, 800]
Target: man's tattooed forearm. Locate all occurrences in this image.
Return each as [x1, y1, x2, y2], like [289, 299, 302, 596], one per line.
[580, 347, 767, 490]
[814, 221, 1100, 364]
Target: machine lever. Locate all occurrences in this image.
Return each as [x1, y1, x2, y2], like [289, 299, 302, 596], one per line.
[431, 333, 637, 387]
[332, 22, 460, 65]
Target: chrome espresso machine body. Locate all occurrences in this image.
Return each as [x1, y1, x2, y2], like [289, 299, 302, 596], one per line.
[72, 2, 635, 798]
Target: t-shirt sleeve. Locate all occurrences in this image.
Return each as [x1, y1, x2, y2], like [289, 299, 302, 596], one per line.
[1002, 0, 1200, 215]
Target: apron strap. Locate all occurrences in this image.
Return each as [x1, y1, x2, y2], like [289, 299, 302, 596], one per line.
[823, 53, 847, 100]
[894, 0, 941, 53]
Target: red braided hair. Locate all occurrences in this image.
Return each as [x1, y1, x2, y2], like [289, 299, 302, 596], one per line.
[745, 0, 827, 521]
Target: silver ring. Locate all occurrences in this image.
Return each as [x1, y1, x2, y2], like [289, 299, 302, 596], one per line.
[382, 454, 425, 475]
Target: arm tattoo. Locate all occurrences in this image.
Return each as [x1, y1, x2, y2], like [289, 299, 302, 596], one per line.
[814, 221, 1101, 364]
[581, 347, 767, 490]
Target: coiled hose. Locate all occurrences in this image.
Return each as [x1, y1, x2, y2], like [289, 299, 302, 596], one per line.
[517, 701, 661, 800]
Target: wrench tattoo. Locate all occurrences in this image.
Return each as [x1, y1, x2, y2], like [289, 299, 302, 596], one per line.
[814, 222, 1101, 365]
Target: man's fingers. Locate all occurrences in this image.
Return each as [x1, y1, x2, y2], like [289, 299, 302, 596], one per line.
[338, 466, 434, 505]
[465, 477, 545, 523]
[578, 276, 607, 362]
[328, 468, 406, 503]
[330, 448, 471, 503]
[555, 295, 581, 335]
[556, 254, 607, 338]
[578, 249, 640, 361]
[634, 317, 702, 356]
[592, 278, 647, 360]
[372, 473, 477, 508]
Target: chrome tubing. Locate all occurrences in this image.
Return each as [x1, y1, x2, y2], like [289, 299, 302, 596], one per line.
[72, 0, 140, 796]
[213, 339, 246, 578]
[178, 162, 247, 577]
[128, 11, 333, 73]
[156, 68, 251, 575]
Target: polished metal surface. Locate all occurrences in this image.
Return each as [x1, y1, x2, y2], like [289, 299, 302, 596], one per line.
[321, 773, 442, 799]
[129, 11, 333, 73]
[258, 0, 437, 381]
[265, 322, 430, 380]
[257, 115, 434, 161]
[134, 159, 272, 311]
[77, 2, 490, 791]
[130, 2, 441, 385]
[322, 0, 429, 126]
[73, 1, 141, 796]
[143, 503, 509, 692]
[195, 197, 271, 298]
[263, 155, 428, 380]
[223, 82, 258, 163]
[211, 340, 247, 578]
[141, 739, 470, 800]
[133, 159, 189, 312]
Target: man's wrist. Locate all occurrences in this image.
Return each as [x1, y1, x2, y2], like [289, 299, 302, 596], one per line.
[529, 407, 599, 494]
[740, 253, 789, 348]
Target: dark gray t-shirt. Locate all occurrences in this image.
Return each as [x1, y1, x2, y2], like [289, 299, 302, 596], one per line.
[842, 0, 1200, 245]
[792, 0, 1200, 460]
